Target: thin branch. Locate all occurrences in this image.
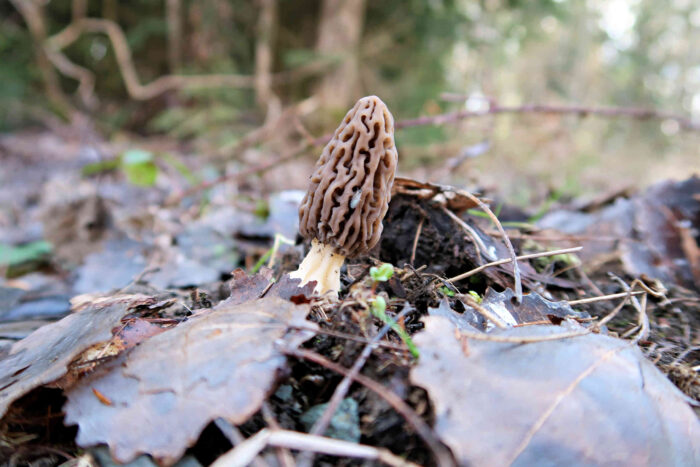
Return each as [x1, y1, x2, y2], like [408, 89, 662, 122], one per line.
[9, 0, 75, 117]
[212, 429, 419, 467]
[400, 97, 699, 132]
[455, 326, 590, 343]
[282, 347, 455, 467]
[299, 305, 414, 467]
[46, 18, 333, 101]
[567, 291, 645, 305]
[410, 217, 425, 266]
[44, 48, 97, 109]
[166, 0, 182, 72]
[448, 246, 583, 283]
[443, 198, 523, 303]
[166, 142, 311, 205]
[459, 293, 508, 329]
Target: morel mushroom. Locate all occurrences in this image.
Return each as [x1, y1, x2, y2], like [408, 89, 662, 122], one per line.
[290, 95, 398, 295]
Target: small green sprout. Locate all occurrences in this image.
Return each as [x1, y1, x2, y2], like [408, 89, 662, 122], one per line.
[250, 233, 295, 274]
[439, 286, 455, 297]
[122, 149, 159, 187]
[370, 296, 419, 358]
[369, 263, 394, 282]
[467, 290, 483, 304]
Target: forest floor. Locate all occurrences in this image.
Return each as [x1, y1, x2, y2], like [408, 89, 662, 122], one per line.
[0, 129, 698, 466]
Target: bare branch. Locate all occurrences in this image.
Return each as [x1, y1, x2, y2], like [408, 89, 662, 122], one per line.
[448, 246, 583, 283]
[9, 0, 75, 118]
[47, 18, 333, 101]
[399, 96, 699, 132]
[166, 0, 182, 72]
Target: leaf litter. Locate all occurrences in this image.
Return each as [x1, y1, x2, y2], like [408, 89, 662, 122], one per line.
[411, 315, 700, 466]
[0, 294, 157, 417]
[64, 297, 316, 465]
[0, 133, 699, 467]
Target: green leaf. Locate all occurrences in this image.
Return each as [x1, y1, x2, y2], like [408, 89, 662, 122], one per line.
[369, 296, 419, 358]
[122, 149, 153, 165]
[81, 158, 120, 176]
[369, 263, 394, 282]
[468, 290, 483, 304]
[0, 241, 52, 267]
[121, 149, 158, 187]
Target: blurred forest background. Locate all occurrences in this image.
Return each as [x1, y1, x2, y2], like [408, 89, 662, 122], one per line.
[1, 0, 699, 206]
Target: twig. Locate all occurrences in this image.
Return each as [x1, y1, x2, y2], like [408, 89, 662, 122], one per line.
[592, 293, 632, 331]
[575, 264, 605, 297]
[214, 418, 269, 467]
[567, 291, 645, 306]
[212, 429, 419, 467]
[444, 197, 523, 303]
[46, 18, 334, 101]
[254, 0, 278, 111]
[167, 142, 311, 204]
[413, 96, 700, 132]
[609, 275, 651, 342]
[410, 217, 425, 266]
[44, 46, 97, 108]
[441, 208, 495, 261]
[299, 305, 414, 467]
[459, 294, 508, 329]
[290, 324, 409, 352]
[282, 347, 455, 467]
[9, 0, 75, 117]
[672, 346, 700, 365]
[447, 246, 583, 283]
[261, 403, 295, 467]
[166, 0, 182, 72]
[455, 326, 589, 343]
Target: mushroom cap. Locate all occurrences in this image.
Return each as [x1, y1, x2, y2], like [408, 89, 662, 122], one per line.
[298, 95, 398, 258]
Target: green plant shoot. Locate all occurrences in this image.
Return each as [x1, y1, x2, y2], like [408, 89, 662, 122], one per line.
[370, 296, 419, 358]
[370, 263, 394, 282]
[468, 290, 483, 304]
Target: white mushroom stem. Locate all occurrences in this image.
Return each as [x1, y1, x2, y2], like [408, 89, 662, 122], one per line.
[289, 238, 346, 296]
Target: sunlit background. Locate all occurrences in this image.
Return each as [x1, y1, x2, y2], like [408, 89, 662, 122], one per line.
[1, 0, 698, 207]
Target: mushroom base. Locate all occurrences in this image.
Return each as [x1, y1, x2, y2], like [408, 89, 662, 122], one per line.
[289, 239, 345, 296]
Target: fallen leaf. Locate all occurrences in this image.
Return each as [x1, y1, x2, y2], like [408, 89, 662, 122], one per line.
[391, 176, 482, 213]
[429, 289, 588, 332]
[538, 176, 700, 289]
[411, 316, 700, 466]
[472, 288, 589, 328]
[115, 318, 171, 350]
[221, 268, 274, 306]
[64, 297, 316, 465]
[0, 294, 154, 417]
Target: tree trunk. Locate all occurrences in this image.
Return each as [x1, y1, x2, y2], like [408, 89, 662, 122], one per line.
[315, 0, 366, 111]
[255, 0, 280, 118]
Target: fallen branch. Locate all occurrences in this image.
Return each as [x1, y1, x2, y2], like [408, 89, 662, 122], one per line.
[400, 96, 699, 132]
[45, 17, 334, 101]
[211, 429, 420, 467]
[298, 305, 414, 467]
[448, 246, 583, 283]
[282, 347, 455, 467]
[166, 141, 311, 205]
[443, 199, 523, 303]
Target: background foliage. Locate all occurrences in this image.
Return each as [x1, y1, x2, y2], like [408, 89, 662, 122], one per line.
[1, 0, 698, 204]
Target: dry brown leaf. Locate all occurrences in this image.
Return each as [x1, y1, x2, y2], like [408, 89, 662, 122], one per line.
[391, 176, 482, 213]
[411, 316, 700, 466]
[64, 297, 316, 465]
[0, 294, 155, 417]
[538, 176, 700, 289]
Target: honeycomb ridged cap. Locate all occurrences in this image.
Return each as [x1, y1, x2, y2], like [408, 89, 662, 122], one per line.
[298, 96, 398, 257]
